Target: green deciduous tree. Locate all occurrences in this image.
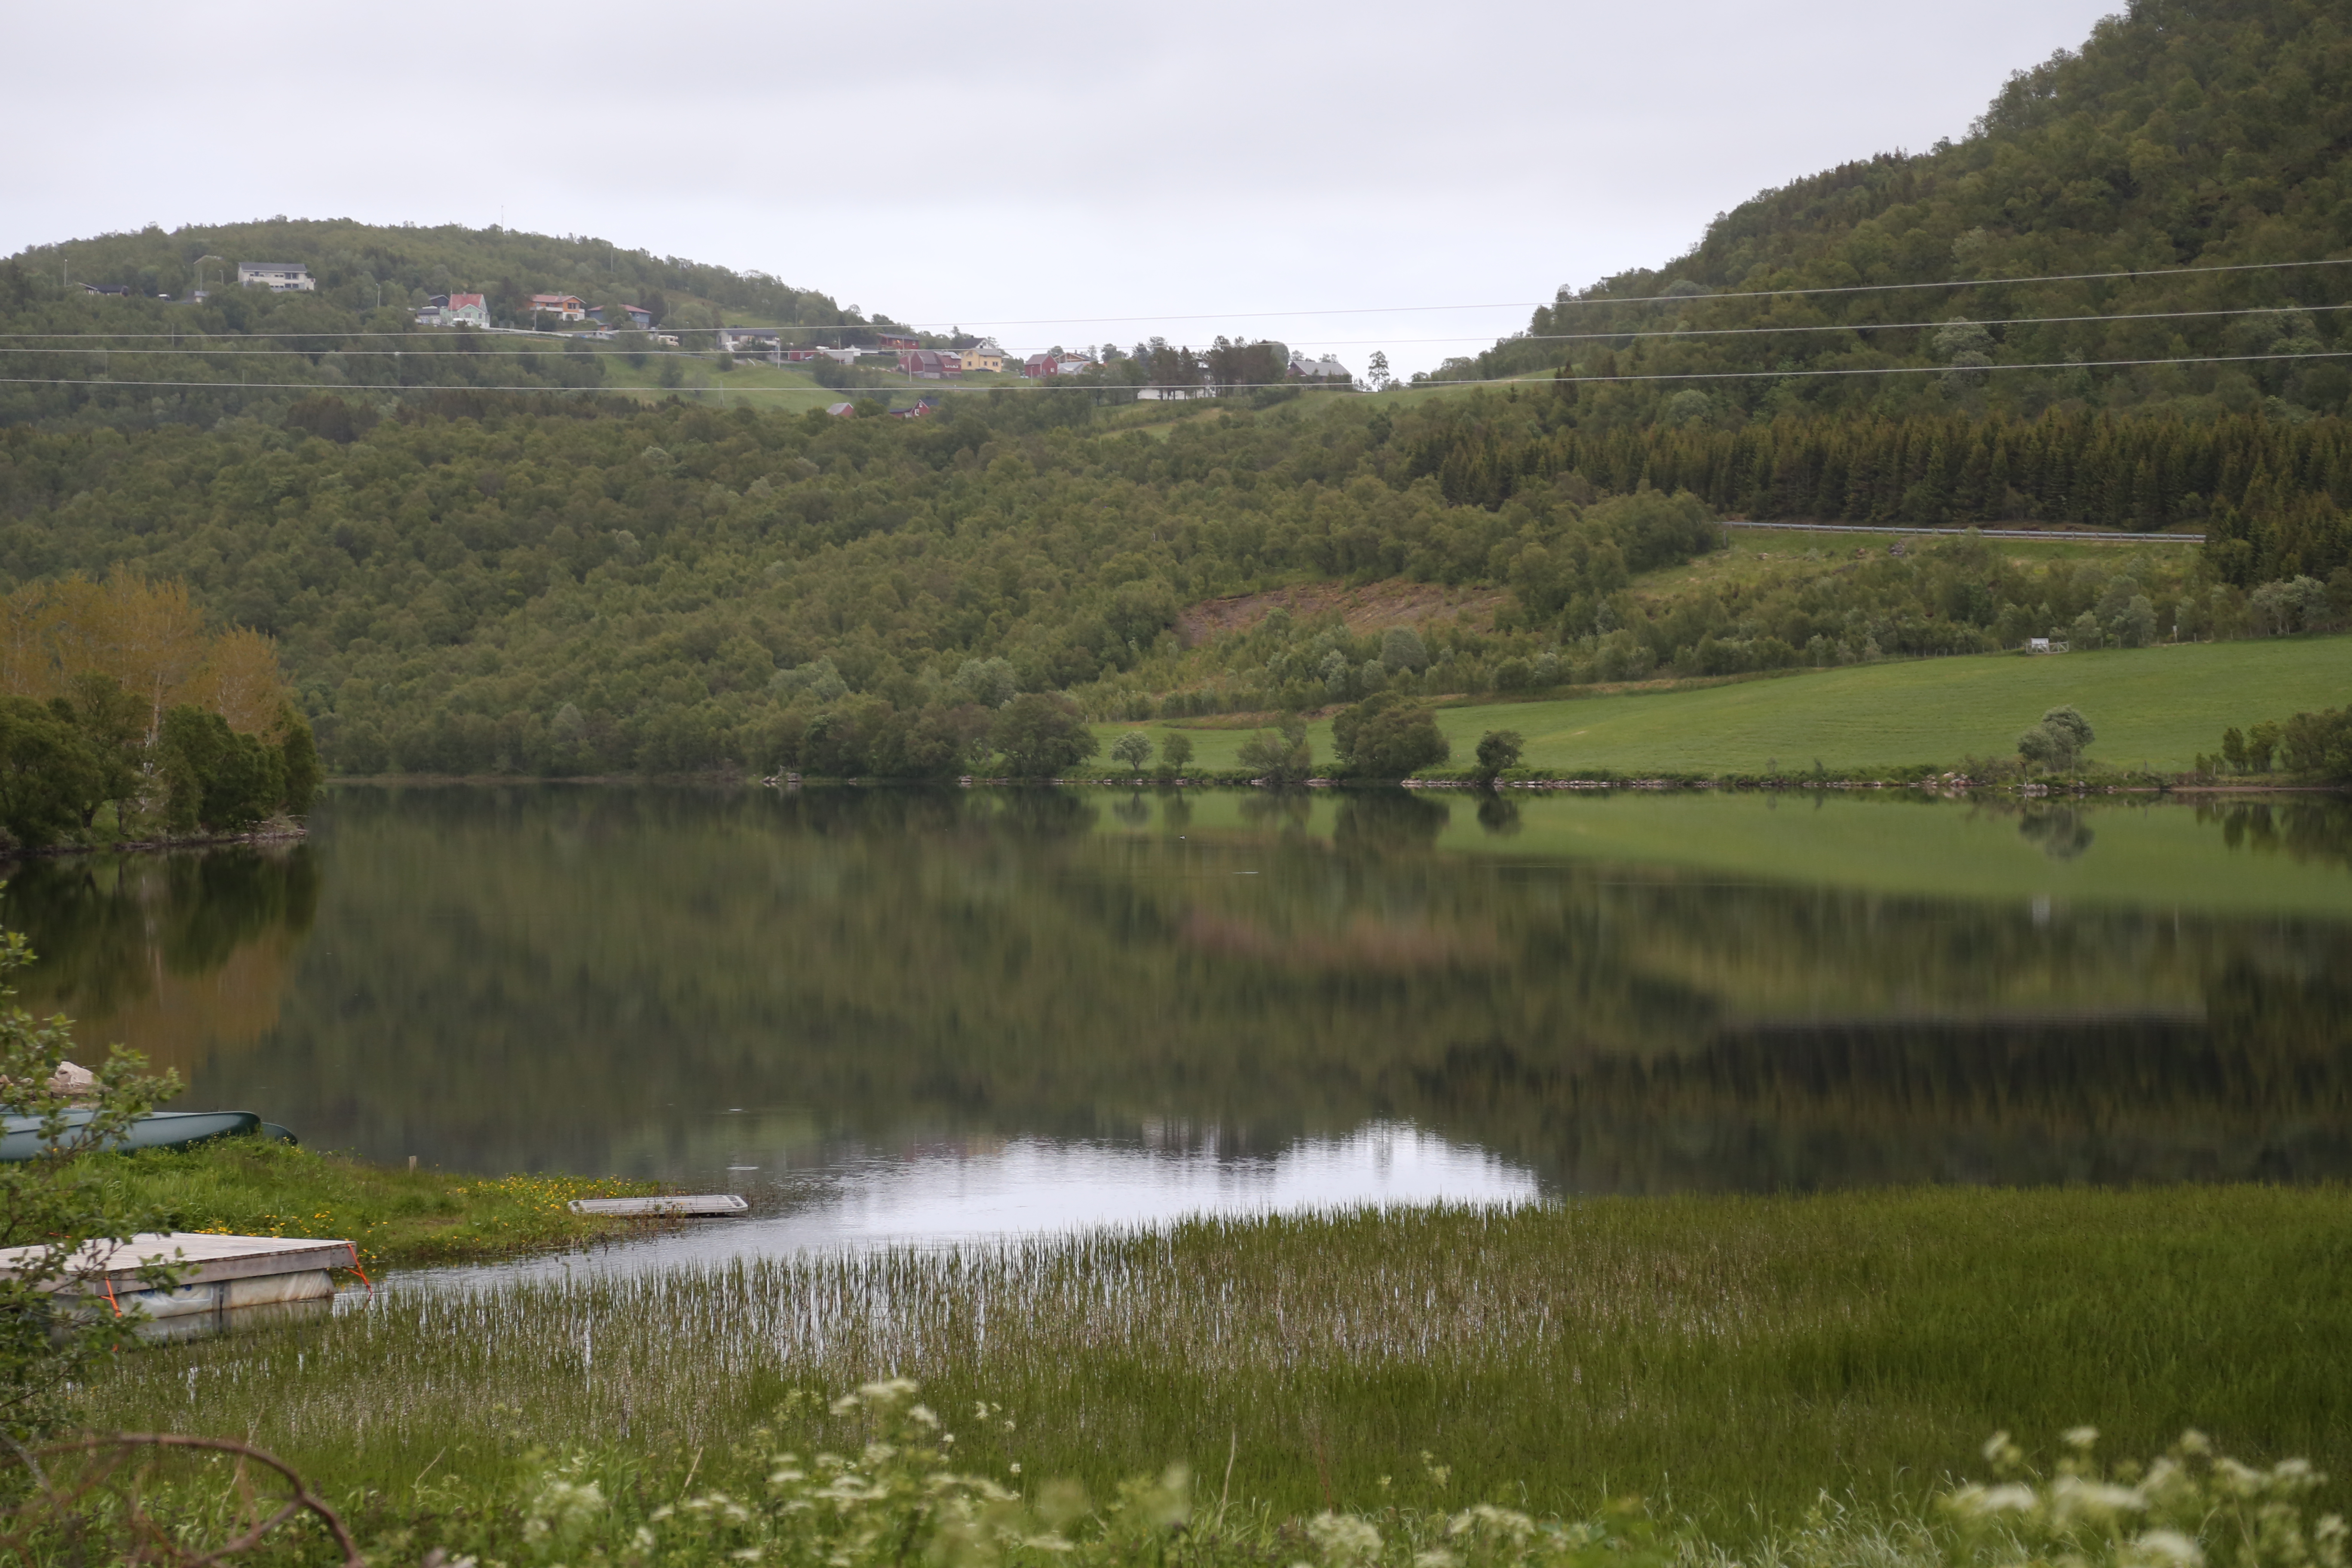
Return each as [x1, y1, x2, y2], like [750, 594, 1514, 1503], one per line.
[988, 694, 1098, 778]
[2017, 704, 2095, 774]
[1474, 729, 1525, 784]
[1332, 695, 1449, 780]
[157, 706, 286, 833]
[1110, 732, 1154, 774]
[0, 699, 100, 849]
[1237, 721, 1312, 787]
[1158, 732, 1194, 778]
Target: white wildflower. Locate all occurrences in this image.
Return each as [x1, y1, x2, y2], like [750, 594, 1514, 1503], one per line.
[1307, 1511, 1383, 1563]
[2124, 1529, 2205, 1568]
[2052, 1475, 2146, 1521]
[2065, 1427, 2100, 1450]
[1951, 1483, 2038, 1515]
[858, 1377, 920, 1404]
[1983, 1432, 2015, 1464]
[1447, 1504, 1536, 1542]
[909, 1403, 940, 1429]
[1415, 1552, 1462, 1568]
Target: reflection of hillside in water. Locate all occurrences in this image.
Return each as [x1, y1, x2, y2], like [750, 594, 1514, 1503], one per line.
[15, 787, 2350, 1193]
[0, 850, 318, 1083]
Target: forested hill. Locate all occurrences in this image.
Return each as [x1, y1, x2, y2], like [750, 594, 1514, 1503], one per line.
[1442, 0, 2352, 424]
[0, 218, 888, 426]
[3, 388, 2344, 778]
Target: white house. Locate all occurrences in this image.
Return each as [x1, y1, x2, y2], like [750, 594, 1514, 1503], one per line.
[237, 262, 314, 292]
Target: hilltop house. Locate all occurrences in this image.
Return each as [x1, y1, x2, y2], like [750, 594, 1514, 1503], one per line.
[1289, 352, 1352, 382]
[524, 294, 588, 322]
[876, 331, 920, 352]
[959, 340, 1005, 373]
[591, 303, 653, 329]
[787, 346, 860, 364]
[415, 292, 490, 328]
[79, 283, 131, 297]
[1021, 353, 1061, 378]
[236, 262, 313, 292]
[825, 401, 857, 417]
[897, 349, 961, 380]
[717, 326, 782, 359]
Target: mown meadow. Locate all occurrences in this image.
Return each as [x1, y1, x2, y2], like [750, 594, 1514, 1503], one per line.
[95, 1187, 2352, 1537]
[1101, 632, 2351, 777]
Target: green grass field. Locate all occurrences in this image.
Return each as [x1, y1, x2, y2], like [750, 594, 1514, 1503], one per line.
[87, 1141, 660, 1267]
[1103, 635, 2349, 776]
[95, 1188, 2352, 1534]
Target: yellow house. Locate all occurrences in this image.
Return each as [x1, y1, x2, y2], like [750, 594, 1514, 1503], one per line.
[961, 341, 1005, 374]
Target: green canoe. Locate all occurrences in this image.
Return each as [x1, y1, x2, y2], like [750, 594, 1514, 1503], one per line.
[0, 1112, 297, 1163]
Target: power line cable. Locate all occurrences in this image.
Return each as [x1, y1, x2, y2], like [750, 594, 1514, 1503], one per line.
[11, 253, 2352, 340]
[6, 300, 2343, 357]
[11, 345, 2352, 397]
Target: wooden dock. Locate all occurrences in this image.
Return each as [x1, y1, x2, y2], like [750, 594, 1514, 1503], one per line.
[568, 1194, 749, 1217]
[0, 1231, 356, 1341]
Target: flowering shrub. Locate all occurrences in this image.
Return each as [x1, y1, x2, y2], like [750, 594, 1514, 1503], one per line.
[113, 1397, 2318, 1568]
[1944, 1428, 2346, 1568]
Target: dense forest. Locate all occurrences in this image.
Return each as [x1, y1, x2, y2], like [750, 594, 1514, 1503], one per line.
[1437, 0, 2352, 424]
[0, 0, 2346, 778]
[7, 389, 2337, 776]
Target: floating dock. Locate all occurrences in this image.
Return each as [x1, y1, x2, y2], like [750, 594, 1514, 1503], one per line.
[568, 1194, 749, 1217]
[0, 1231, 357, 1342]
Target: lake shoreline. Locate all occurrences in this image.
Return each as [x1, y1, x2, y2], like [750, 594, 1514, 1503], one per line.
[0, 822, 308, 864]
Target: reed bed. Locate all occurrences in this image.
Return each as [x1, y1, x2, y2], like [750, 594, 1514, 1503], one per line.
[90, 1188, 2352, 1531]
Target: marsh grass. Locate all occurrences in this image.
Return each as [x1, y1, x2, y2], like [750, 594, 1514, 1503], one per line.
[89, 1186, 2352, 1534]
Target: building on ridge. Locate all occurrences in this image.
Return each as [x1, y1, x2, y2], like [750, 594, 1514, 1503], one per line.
[236, 262, 313, 292]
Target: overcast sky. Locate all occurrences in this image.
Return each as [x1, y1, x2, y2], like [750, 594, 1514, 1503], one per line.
[6, 0, 2119, 378]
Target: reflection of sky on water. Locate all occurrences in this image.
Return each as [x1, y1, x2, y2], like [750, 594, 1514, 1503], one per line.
[397, 1122, 1539, 1289]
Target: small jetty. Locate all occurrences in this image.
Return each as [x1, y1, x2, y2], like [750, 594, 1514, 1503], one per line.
[0, 1231, 357, 1342]
[568, 1194, 749, 1217]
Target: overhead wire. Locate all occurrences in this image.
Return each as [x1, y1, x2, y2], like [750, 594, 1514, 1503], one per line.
[6, 251, 2351, 340]
[9, 346, 2352, 396]
[0, 300, 2343, 356]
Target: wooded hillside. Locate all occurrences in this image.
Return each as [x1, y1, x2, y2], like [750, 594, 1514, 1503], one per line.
[1445, 0, 2352, 426]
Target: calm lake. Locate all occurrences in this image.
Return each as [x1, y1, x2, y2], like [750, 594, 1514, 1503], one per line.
[5, 784, 2348, 1264]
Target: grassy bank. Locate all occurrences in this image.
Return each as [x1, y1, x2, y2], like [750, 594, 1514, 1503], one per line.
[85, 1140, 665, 1267]
[1099, 634, 2350, 776]
[92, 1185, 2352, 1534]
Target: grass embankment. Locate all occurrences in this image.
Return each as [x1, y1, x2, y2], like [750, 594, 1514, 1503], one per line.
[98, 1186, 2352, 1533]
[1098, 634, 2350, 776]
[85, 1140, 664, 1267]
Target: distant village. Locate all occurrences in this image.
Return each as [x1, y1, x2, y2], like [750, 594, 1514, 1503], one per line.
[79, 260, 1359, 401]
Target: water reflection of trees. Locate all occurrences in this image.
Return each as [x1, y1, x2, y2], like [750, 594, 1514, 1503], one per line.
[48, 787, 2352, 1191]
[0, 847, 318, 1079]
[2199, 797, 2352, 871]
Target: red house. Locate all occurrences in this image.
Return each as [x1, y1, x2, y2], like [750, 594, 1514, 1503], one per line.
[876, 331, 919, 352]
[1022, 353, 1058, 378]
[897, 349, 962, 380]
